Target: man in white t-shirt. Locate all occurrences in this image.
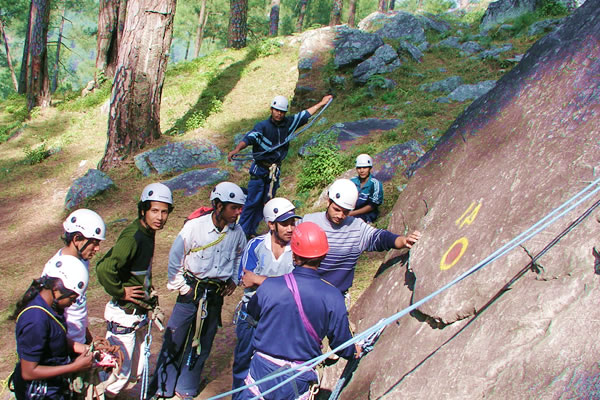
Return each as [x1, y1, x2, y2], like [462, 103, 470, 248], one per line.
[42, 208, 106, 344]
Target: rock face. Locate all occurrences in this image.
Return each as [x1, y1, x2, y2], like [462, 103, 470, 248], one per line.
[162, 168, 229, 196]
[65, 169, 114, 209]
[480, 0, 539, 31]
[134, 139, 222, 176]
[375, 11, 427, 44]
[299, 118, 403, 156]
[353, 44, 401, 83]
[333, 27, 384, 69]
[321, 1, 600, 398]
[371, 141, 425, 182]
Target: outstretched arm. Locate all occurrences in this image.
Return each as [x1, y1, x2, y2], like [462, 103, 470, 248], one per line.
[306, 94, 333, 116]
[394, 231, 421, 249]
[228, 140, 249, 162]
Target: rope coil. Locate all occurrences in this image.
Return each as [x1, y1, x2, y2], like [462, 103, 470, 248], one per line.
[231, 98, 333, 162]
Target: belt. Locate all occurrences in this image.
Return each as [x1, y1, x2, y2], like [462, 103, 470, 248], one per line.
[112, 300, 148, 315]
[256, 160, 280, 169]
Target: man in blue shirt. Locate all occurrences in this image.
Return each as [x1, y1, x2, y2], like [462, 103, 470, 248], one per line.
[238, 222, 358, 400]
[231, 197, 300, 397]
[228, 94, 333, 238]
[349, 154, 384, 223]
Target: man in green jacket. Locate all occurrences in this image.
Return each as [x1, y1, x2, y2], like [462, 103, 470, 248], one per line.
[96, 183, 173, 397]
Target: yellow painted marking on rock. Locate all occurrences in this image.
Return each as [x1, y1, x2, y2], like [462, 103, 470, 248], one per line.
[440, 237, 469, 271]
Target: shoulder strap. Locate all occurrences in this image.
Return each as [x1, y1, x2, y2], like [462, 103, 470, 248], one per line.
[188, 232, 226, 254]
[283, 273, 321, 345]
[16, 305, 67, 333]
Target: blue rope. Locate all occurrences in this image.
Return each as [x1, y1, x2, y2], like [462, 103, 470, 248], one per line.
[207, 175, 600, 400]
[231, 98, 333, 161]
[140, 319, 153, 400]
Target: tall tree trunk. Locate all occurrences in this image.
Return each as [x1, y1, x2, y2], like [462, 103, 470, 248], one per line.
[0, 19, 19, 91]
[329, 0, 343, 26]
[296, 0, 308, 32]
[99, 0, 176, 171]
[18, 1, 32, 94]
[347, 0, 357, 27]
[269, 0, 280, 36]
[227, 0, 248, 49]
[51, 6, 66, 94]
[95, 0, 127, 86]
[25, 0, 51, 111]
[389, 0, 395, 10]
[193, 0, 207, 58]
[184, 38, 190, 60]
[378, 0, 387, 12]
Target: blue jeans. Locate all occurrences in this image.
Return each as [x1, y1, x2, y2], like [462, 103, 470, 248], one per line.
[148, 292, 223, 398]
[239, 175, 279, 237]
[231, 304, 256, 399]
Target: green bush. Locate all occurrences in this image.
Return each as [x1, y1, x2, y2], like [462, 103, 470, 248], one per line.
[185, 110, 206, 131]
[539, 0, 568, 16]
[248, 38, 282, 59]
[297, 133, 345, 193]
[23, 142, 50, 165]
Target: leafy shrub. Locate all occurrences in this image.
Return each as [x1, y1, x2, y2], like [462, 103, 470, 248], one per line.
[539, 0, 568, 16]
[248, 38, 282, 59]
[185, 111, 206, 131]
[297, 133, 345, 193]
[23, 142, 50, 165]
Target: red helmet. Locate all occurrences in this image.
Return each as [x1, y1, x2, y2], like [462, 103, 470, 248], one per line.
[291, 222, 329, 258]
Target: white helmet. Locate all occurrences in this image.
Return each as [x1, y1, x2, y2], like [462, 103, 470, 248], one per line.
[43, 255, 89, 297]
[271, 95, 288, 112]
[141, 183, 173, 205]
[328, 179, 359, 211]
[356, 153, 373, 168]
[210, 182, 246, 205]
[63, 209, 106, 241]
[264, 197, 299, 223]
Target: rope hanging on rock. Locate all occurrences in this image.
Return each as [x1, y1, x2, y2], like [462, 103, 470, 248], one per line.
[206, 175, 600, 400]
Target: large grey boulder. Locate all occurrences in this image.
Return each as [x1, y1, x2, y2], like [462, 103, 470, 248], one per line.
[375, 11, 427, 44]
[447, 80, 497, 101]
[357, 11, 392, 32]
[398, 40, 424, 62]
[371, 140, 425, 182]
[134, 139, 222, 176]
[527, 17, 564, 36]
[353, 44, 401, 84]
[475, 43, 513, 59]
[333, 26, 384, 68]
[417, 14, 452, 33]
[163, 168, 229, 196]
[65, 169, 115, 210]
[480, 0, 539, 31]
[299, 118, 404, 156]
[321, 1, 600, 398]
[460, 40, 484, 54]
[419, 76, 464, 93]
[435, 36, 461, 49]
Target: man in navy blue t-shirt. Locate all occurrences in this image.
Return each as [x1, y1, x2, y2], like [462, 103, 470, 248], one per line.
[228, 94, 332, 238]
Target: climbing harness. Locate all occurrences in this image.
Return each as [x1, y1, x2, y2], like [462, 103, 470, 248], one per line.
[191, 290, 209, 356]
[140, 320, 153, 400]
[267, 163, 280, 201]
[233, 301, 258, 328]
[206, 175, 600, 400]
[231, 97, 333, 162]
